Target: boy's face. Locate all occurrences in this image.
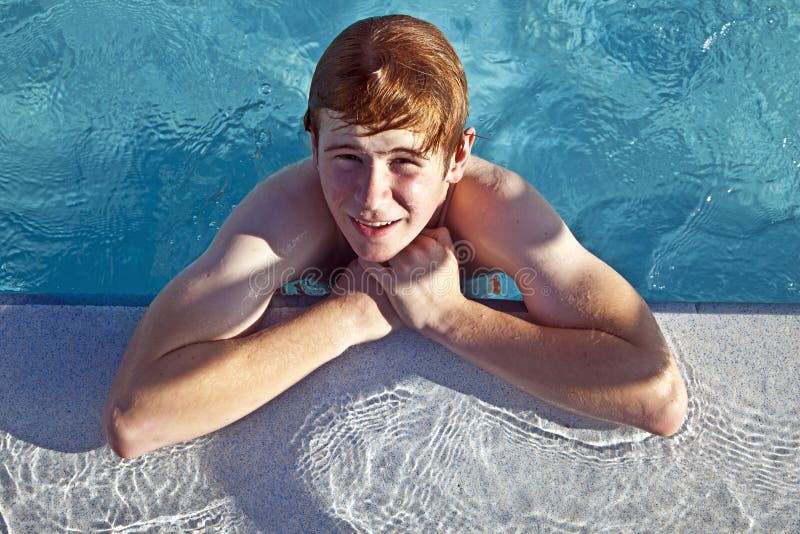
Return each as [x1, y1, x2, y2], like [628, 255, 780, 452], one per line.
[312, 109, 460, 263]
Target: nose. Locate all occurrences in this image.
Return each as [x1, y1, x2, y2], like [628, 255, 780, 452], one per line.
[356, 162, 392, 210]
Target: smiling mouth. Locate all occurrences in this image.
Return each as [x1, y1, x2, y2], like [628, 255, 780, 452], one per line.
[355, 217, 397, 227]
[350, 216, 401, 237]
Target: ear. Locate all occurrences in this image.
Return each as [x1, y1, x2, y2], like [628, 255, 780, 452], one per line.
[310, 130, 319, 169]
[445, 127, 476, 184]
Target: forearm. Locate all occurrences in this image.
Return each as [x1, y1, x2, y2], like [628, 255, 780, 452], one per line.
[423, 299, 687, 435]
[104, 294, 365, 458]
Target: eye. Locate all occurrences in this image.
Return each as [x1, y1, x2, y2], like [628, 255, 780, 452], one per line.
[335, 153, 362, 163]
[392, 157, 420, 168]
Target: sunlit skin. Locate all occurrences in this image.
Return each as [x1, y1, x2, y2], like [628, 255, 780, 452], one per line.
[102, 108, 688, 459]
[312, 110, 467, 263]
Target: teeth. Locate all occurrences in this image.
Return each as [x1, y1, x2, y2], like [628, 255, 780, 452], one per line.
[357, 219, 394, 227]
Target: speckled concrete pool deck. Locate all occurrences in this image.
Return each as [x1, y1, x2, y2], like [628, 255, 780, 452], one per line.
[0, 298, 798, 532]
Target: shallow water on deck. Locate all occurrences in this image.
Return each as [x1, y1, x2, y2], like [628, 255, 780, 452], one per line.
[292, 369, 798, 532]
[1, 306, 798, 532]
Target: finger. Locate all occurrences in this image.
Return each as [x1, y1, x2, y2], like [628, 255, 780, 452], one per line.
[415, 231, 458, 267]
[419, 227, 438, 239]
[391, 238, 432, 270]
[331, 265, 355, 294]
[358, 258, 393, 290]
[357, 258, 378, 271]
[419, 226, 453, 249]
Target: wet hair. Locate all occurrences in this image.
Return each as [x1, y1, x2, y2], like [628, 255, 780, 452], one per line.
[303, 14, 469, 159]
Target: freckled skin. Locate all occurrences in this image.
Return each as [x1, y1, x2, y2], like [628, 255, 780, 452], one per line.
[103, 108, 687, 458]
[311, 110, 457, 264]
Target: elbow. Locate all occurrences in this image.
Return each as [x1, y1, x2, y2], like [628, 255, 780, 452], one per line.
[640, 367, 688, 437]
[102, 398, 150, 459]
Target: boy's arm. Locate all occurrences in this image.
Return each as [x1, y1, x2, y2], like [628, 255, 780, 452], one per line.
[104, 289, 389, 459]
[103, 162, 396, 458]
[364, 159, 687, 435]
[423, 292, 685, 435]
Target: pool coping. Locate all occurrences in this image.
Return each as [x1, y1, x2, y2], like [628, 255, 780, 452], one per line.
[2, 291, 799, 315]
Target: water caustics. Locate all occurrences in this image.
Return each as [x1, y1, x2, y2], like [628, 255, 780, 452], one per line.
[1, 1, 799, 532]
[292, 368, 798, 532]
[0, 432, 255, 533]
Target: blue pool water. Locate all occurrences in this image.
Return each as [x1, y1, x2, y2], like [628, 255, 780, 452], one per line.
[1, 1, 798, 302]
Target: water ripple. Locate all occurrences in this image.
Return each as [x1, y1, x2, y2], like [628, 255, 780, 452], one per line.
[2, 0, 798, 300]
[0, 433, 253, 532]
[292, 373, 787, 532]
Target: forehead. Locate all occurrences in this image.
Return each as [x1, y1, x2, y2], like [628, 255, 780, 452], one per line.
[317, 109, 428, 152]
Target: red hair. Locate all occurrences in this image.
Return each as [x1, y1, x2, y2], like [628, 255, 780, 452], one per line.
[304, 15, 469, 159]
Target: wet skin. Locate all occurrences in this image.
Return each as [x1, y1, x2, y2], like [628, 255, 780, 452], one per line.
[102, 108, 688, 458]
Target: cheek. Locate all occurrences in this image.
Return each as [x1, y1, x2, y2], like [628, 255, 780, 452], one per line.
[319, 170, 353, 202]
[401, 180, 441, 213]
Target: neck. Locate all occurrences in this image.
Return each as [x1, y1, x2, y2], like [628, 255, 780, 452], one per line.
[426, 182, 453, 229]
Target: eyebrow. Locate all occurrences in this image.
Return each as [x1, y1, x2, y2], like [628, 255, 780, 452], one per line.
[322, 143, 429, 160]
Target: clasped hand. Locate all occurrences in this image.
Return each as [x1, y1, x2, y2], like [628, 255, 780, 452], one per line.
[332, 227, 465, 340]
[364, 227, 466, 333]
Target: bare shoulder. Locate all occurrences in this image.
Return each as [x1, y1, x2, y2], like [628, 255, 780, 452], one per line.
[449, 156, 566, 265]
[175, 157, 338, 326]
[119, 159, 336, 371]
[451, 156, 659, 347]
[214, 157, 336, 267]
[181, 158, 336, 307]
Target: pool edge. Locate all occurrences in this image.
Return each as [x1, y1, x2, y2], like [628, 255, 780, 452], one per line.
[2, 292, 799, 315]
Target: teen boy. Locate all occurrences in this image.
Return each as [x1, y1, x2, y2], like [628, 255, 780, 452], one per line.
[103, 15, 687, 458]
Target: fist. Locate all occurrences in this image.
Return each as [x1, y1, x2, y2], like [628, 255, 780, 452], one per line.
[331, 259, 403, 342]
[360, 227, 466, 332]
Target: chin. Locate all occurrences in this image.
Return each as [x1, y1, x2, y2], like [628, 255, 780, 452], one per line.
[352, 245, 400, 264]
[348, 233, 415, 263]
[341, 222, 419, 264]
